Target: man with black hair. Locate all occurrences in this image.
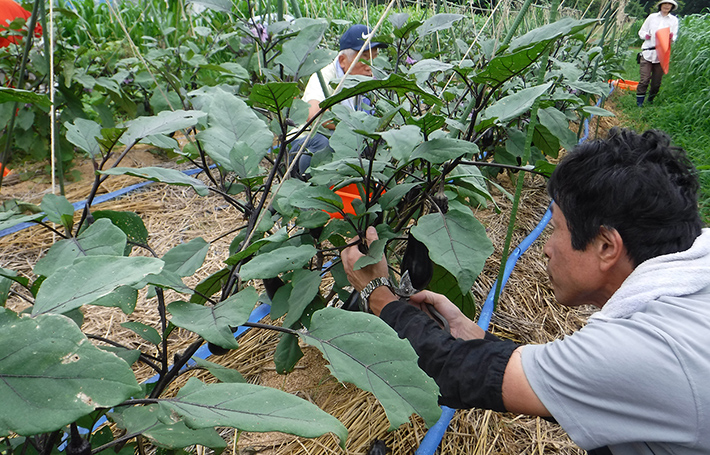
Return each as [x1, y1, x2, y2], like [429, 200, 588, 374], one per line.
[342, 128, 710, 454]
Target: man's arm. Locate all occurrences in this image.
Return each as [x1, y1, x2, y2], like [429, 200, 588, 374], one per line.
[639, 15, 652, 41]
[305, 99, 335, 129]
[342, 227, 550, 415]
[503, 348, 551, 416]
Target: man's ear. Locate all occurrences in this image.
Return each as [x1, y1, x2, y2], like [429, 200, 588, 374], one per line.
[596, 226, 631, 272]
[338, 53, 349, 69]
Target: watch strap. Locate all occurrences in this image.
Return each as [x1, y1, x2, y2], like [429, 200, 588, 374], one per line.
[359, 277, 392, 313]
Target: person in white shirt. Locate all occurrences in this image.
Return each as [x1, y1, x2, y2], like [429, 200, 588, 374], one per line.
[289, 24, 386, 179]
[636, 0, 679, 107]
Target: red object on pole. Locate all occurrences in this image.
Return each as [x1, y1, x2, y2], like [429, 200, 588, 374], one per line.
[0, 0, 42, 48]
[656, 27, 671, 74]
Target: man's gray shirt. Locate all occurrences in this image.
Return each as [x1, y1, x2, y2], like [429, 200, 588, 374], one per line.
[522, 229, 710, 454]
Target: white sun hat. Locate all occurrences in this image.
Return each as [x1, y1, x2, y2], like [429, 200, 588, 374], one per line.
[656, 0, 678, 11]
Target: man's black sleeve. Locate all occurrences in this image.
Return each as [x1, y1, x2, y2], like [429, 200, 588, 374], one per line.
[380, 299, 519, 412]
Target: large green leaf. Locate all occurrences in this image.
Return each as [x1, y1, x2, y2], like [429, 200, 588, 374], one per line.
[308, 158, 388, 187]
[192, 358, 246, 383]
[120, 321, 162, 346]
[0, 87, 51, 107]
[417, 13, 464, 37]
[274, 333, 304, 374]
[225, 227, 289, 265]
[378, 182, 420, 210]
[0, 308, 141, 436]
[94, 127, 127, 155]
[582, 105, 615, 117]
[91, 286, 139, 315]
[481, 82, 553, 125]
[532, 123, 560, 158]
[229, 141, 267, 179]
[567, 80, 609, 97]
[282, 269, 322, 328]
[32, 256, 164, 315]
[320, 74, 440, 111]
[240, 245, 317, 280]
[273, 22, 333, 79]
[411, 207, 493, 293]
[0, 203, 44, 232]
[407, 59, 453, 84]
[111, 405, 226, 450]
[537, 106, 577, 152]
[0, 273, 11, 306]
[161, 378, 347, 446]
[65, 118, 102, 158]
[167, 288, 258, 349]
[301, 308, 441, 429]
[248, 82, 300, 114]
[92, 210, 149, 254]
[99, 167, 209, 196]
[508, 17, 598, 52]
[34, 219, 127, 277]
[451, 166, 493, 205]
[410, 138, 479, 164]
[190, 268, 230, 304]
[428, 263, 476, 320]
[40, 194, 75, 232]
[406, 111, 447, 137]
[288, 185, 343, 212]
[120, 110, 205, 148]
[196, 90, 273, 170]
[472, 41, 549, 86]
[380, 125, 423, 162]
[162, 237, 210, 277]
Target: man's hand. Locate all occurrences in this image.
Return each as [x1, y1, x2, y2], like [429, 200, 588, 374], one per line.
[342, 226, 397, 315]
[408, 291, 485, 340]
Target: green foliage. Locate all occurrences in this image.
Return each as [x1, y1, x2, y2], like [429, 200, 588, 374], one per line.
[0, 308, 141, 436]
[301, 308, 442, 429]
[0, 1, 628, 453]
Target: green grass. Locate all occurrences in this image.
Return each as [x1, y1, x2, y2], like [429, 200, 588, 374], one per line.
[613, 13, 710, 224]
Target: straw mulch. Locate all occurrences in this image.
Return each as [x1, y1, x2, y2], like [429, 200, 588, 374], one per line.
[0, 147, 602, 455]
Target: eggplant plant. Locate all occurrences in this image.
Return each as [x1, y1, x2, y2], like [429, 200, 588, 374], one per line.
[0, 6, 621, 453]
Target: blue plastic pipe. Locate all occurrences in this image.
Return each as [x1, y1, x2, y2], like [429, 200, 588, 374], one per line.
[0, 166, 210, 239]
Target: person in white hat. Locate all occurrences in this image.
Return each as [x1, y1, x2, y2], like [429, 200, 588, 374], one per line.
[636, 0, 679, 107]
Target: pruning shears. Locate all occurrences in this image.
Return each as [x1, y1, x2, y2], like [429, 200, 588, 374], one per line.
[393, 271, 451, 334]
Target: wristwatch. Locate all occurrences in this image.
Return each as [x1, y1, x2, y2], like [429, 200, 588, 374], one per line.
[359, 277, 392, 313]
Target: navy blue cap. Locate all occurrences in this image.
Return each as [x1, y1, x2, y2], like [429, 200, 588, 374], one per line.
[339, 24, 388, 51]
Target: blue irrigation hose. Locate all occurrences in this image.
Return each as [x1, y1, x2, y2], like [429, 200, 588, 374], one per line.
[416, 84, 615, 454]
[0, 166, 211, 239]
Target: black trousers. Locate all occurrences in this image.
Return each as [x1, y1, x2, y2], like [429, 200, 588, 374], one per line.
[637, 57, 664, 99]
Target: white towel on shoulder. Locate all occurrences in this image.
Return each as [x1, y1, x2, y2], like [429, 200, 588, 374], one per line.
[590, 228, 710, 321]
